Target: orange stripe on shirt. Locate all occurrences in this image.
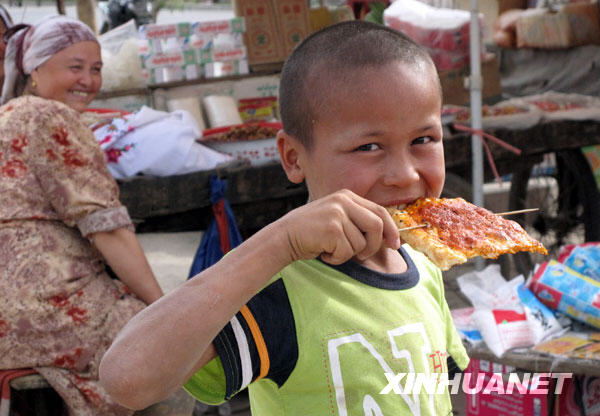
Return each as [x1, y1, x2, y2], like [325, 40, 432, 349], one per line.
[240, 304, 270, 380]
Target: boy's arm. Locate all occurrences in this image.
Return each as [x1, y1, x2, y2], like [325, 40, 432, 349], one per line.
[99, 190, 400, 410]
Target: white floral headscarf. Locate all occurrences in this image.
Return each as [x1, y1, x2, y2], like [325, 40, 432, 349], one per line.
[2, 15, 98, 104]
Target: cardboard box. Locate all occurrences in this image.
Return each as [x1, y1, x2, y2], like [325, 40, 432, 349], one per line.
[193, 17, 245, 36]
[562, 1, 600, 46]
[271, 0, 312, 57]
[464, 358, 553, 416]
[438, 54, 502, 105]
[516, 8, 572, 49]
[233, 0, 311, 67]
[516, 2, 600, 49]
[233, 0, 283, 66]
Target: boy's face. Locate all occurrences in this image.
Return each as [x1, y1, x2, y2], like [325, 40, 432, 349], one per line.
[282, 60, 444, 208]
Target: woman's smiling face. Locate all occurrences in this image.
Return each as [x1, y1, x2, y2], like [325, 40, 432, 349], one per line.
[30, 41, 102, 112]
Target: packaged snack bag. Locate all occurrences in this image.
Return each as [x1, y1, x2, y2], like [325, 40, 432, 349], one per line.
[450, 307, 483, 345]
[529, 260, 600, 329]
[517, 282, 562, 344]
[558, 243, 600, 282]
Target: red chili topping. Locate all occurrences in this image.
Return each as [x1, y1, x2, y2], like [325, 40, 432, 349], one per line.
[407, 198, 531, 253]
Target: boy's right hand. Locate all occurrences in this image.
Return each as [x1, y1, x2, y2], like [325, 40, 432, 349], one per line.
[276, 189, 402, 265]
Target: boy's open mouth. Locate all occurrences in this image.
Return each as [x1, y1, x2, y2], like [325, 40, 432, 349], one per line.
[384, 199, 421, 210]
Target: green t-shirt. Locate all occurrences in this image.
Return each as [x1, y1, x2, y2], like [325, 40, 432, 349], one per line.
[185, 245, 469, 415]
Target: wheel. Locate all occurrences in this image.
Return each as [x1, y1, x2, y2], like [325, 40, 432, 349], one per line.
[508, 149, 600, 277]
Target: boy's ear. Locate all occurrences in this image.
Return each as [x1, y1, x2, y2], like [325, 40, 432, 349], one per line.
[277, 130, 305, 184]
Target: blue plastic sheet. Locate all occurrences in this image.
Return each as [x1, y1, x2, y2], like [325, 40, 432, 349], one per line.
[188, 175, 243, 278]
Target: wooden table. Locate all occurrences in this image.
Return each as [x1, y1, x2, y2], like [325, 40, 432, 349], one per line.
[443, 119, 600, 181]
[118, 160, 308, 235]
[466, 343, 600, 377]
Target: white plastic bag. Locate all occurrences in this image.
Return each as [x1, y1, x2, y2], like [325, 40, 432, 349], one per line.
[457, 264, 562, 356]
[99, 20, 146, 91]
[450, 307, 483, 345]
[471, 307, 534, 357]
[93, 106, 232, 179]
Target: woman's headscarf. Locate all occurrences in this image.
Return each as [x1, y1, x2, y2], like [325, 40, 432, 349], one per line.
[2, 15, 98, 104]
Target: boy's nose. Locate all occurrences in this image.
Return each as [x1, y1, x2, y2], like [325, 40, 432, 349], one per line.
[382, 155, 420, 187]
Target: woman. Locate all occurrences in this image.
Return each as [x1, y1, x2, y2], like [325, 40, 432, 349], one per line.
[0, 5, 13, 94]
[0, 16, 191, 415]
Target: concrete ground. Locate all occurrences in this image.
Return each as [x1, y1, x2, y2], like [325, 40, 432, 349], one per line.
[137, 231, 202, 294]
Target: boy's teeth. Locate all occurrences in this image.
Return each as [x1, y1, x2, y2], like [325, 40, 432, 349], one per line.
[71, 91, 88, 97]
[396, 204, 406, 210]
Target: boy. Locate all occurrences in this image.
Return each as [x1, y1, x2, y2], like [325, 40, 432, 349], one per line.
[99, 20, 469, 415]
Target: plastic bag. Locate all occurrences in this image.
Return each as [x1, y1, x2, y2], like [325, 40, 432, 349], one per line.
[99, 20, 146, 91]
[529, 260, 600, 329]
[457, 264, 521, 309]
[450, 307, 483, 345]
[458, 264, 562, 356]
[188, 175, 243, 277]
[93, 106, 232, 178]
[558, 242, 600, 282]
[471, 307, 534, 357]
[517, 282, 563, 344]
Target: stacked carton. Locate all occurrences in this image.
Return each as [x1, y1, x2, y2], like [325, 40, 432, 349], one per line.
[138, 18, 249, 85]
[383, 0, 485, 71]
[515, 2, 600, 49]
[233, 0, 312, 67]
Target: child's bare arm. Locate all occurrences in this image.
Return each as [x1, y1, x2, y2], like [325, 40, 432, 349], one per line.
[99, 189, 400, 409]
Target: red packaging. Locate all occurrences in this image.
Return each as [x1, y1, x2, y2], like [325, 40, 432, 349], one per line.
[464, 358, 553, 416]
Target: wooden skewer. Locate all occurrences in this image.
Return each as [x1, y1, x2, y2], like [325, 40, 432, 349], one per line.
[396, 208, 540, 232]
[397, 224, 429, 232]
[495, 208, 540, 216]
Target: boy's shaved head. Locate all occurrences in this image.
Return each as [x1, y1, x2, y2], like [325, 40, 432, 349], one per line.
[279, 20, 438, 149]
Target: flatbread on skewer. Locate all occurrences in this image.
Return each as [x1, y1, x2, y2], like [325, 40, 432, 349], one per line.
[387, 197, 547, 270]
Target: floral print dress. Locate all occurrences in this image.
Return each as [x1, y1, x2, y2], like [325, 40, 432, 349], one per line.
[0, 96, 147, 415]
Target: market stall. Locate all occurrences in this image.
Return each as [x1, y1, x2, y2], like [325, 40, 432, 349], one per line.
[91, 2, 600, 415]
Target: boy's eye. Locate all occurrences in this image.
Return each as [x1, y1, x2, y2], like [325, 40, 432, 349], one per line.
[355, 143, 381, 152]
[412, 136, 433, 145]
